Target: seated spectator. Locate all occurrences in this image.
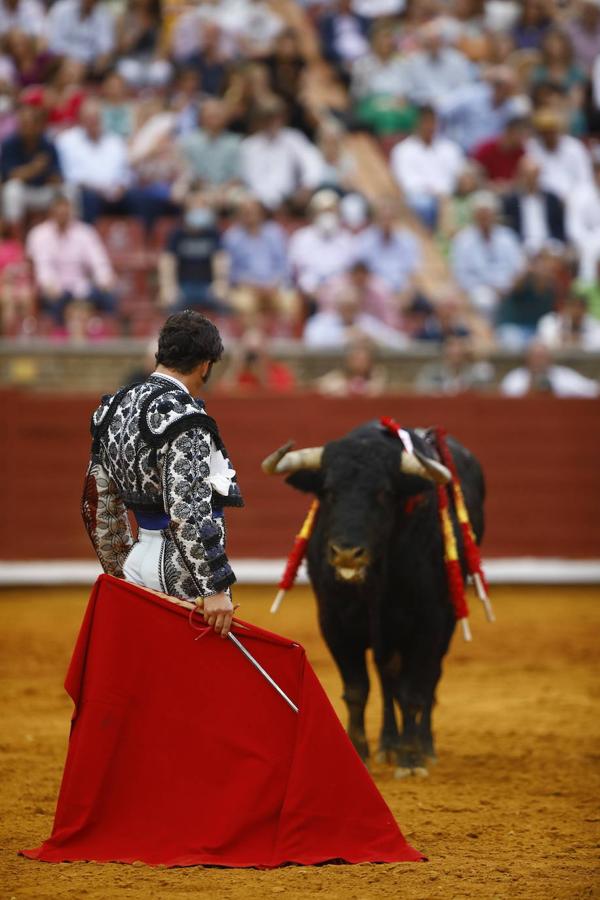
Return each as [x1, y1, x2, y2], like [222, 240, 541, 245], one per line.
[304, 283, 408, 349]
[100, 71, 135, 139]
[1, 105, 61, 231]
[408, 290, 473, 342]
[171, 67, 205, 137]
[316, 341, 387, 397]
[288, 190, 356, 302]
[567, 151, 600, 282]
[158, 196, 229, 316]
[26, 193, 117, 331]
[564, 0, 600, 73]
[222, 195, 297, 330]
[353, 198, 421, 299]
[437, 160, 481, 252]
[5, 30, 53, 87]
[402, 20, 473, 108]
[439, 65, 525, 151]
[537, 290, 600, 351]
[239, 97, 324, 211]
[318, 259, 400, 327]
[0, 219, 33, 334]
[530, 27, 586, 98]
[511, 0, 552, 50]
[450, 190, 525, 317]
[115, 0, 172, 89]
[471, 116, 527, 188]
[221, 328, 295, 393]
[178, 98, 241, 208]
[496, 247, 559, 349]
[21, 57, 87, 132]
[502, 156, 566, 254]
[500, 340, 599, 397]
[181, 21, 228, 98]
[48, 0, 116, 78]
[415, 335, 494, 394]
[0, 0, 47, 43]
[315, 120, 357, 194]
[390, 105, 464, 230]
[526, 108, 593, 202]
[318, 0, 370, 72]
[57, 97, 132, 223]
[351, 21, 416, 136]
[264, 28, 317, 140]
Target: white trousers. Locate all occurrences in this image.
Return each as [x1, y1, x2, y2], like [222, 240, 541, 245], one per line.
[123, 528, 165, 593]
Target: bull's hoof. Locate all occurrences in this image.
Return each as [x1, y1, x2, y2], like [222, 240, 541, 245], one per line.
[375, 748, 397, 765]
[394, 765, 429, 780]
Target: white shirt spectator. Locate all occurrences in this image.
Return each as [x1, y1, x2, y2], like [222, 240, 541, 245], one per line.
[304, 309, 407, 349]
[501, 364, 599, 398]
[390, 134, 464, 199]
[520, 194, 551, 254]
[351, 53, 408, 99]
[566, 179, 600, 281]
[240, 128, 324, 209]
[26, 217, 114, 297]
[354, 224, 421, 293]
[526, 135, 593, 202]
[402, 48, 472, 106]
[57, 126, 130, 192]
[536, 311, 600, 352]
[0, 0, 46, 37]
[450, 224, 525, 311]
[48, 0, 114, 65]
[288, 222, 356, 295]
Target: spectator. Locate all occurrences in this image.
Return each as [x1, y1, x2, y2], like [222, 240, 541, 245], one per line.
[48, 0, 115, 77]
[567, 152, 600, 281]
[21, 57, 87, 132]
[450, 190, 525, 317]
[0, 105, 61, 230]
[409, 290, 473, 342]
[315, 120, 357, 193]
[526, 108, 593, 202]
[222, 195, 297, 329]
[318, 260, 400, 327]
[496, 247, 559, 349]
[264, 28, 317, 140]
[0, 0, 46, 42]
[5, 30, 53, 87]
[26, 193, 117, 329]
[180, 21, 227, 98]
[287, 190, 356, 300]
[178, 98, 241, 207]
[530, 27, 586, 98]
[318, 0, 370, 71]
[437, 160, 482, 251]
[511, 0, 552, 50]
[537, 290, 600, 351]
[415, 335, 494, 394]
[222, 328, 295, 393]
[158, 196, 227, 315]
[116, 0, 171, 89]
[502, 156, 566, 253]
[303, 283, 408, 349]
[500, 340, 599, 397]
[239, 97, 324, 210]
[471, 116, 527, 188]
[0, 219, 33, 334]
[100, 71, 135, 139]
[390, 105, 464, 229]
[316, 341, 387, 397]
[439, 65, 524, 151]
[564, 0, 600, 73]
[351, 21, 416, 135]
[354, 198, 421, 298]
[402, 21, 473, 108]
[57, 97, 132, 223]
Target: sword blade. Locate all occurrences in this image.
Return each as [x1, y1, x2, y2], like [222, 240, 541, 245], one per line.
[227, 632, 299, 713]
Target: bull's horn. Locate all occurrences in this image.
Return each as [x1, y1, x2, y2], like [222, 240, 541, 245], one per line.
[401, 451, 451, 485]
[262, 443, 324, 475]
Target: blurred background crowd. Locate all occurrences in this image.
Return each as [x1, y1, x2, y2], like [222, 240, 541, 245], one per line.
[0, 0, 599, 397]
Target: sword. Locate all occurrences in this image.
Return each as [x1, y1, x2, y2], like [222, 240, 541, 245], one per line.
[227, 632, 299, 714]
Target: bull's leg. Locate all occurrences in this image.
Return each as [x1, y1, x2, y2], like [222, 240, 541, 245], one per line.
[321, 624, 370, 761]
[394, 645, 437, 778]
[418, 698, 437, 762]
[374, 653, 401, 764]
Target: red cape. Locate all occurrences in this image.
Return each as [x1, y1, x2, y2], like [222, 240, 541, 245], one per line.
[22, 575, 423, 867]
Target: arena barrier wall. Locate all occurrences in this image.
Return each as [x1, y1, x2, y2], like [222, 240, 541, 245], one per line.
[1, 391, 599, 569]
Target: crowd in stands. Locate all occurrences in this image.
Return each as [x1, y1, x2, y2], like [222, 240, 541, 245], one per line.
[0, 0, 599, 397]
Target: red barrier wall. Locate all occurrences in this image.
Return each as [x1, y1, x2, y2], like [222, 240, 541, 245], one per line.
[1, 390, 599, 560]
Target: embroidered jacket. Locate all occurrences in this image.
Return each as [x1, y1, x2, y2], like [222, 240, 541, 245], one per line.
[82, 374, 243, 599]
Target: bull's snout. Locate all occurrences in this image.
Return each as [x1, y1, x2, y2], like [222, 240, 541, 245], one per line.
[328, 542, 371, 583]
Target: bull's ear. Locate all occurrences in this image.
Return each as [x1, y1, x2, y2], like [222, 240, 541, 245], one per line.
[285, 470, 324, 495]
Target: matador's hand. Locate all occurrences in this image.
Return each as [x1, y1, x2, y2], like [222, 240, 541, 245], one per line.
[200, 592, 236, 638]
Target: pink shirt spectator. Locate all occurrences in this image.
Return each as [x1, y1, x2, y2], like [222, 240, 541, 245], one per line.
[26, 219, 114, 298]
[318, 271, 401, 328]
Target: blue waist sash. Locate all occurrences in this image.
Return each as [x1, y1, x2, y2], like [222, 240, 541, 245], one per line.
[134, 508, 224, 531]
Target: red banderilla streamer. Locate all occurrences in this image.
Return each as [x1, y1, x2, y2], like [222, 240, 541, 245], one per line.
[271, 499, 320, 614]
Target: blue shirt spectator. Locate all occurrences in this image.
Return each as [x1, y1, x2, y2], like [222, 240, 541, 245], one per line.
[223, 203, 289, 287]
[1, 113, 60, 186]
[354, 204, 421, 294]
[439, 68, 524, 151]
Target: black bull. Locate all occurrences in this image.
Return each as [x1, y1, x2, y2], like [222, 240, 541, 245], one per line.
[267, 421, 485, 777]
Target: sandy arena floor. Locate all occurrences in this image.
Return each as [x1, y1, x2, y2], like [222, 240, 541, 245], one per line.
[1, 583, 599, 900]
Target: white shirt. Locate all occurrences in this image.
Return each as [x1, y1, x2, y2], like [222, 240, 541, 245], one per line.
[500, 365, 599, 398]
[151, 372, 236, 498]
[520, 194, 550, 253]
[48, 0, 114, 63]
[240, 128, 324, 209]
[536, 312, 600, 352]
[288, 223, 356, 294]
[0, 0, 46, 37]
[303, 309, 408, 349]
[390, 134, 464, 198]
[57, 126, 131, 191]
[567, 182, 600, 248]
[526, 135, 593, 201]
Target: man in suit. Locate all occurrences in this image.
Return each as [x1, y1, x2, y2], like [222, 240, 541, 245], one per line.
[502, 155, 565, 253]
